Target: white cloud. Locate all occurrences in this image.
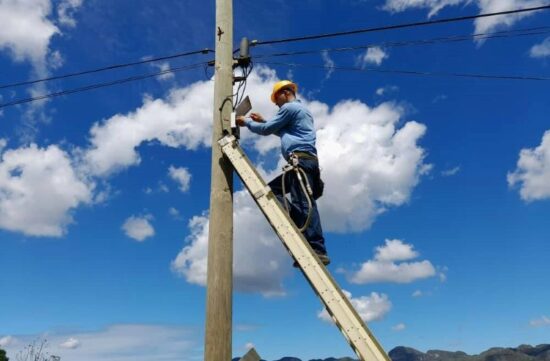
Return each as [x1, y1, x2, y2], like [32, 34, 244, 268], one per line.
[0, 138, 7, 152]
[0, 0, 83, 65]
[348, 239, 436, 284]
[383, 0, 465, 17]
[412, 290, 423, 297]
[145, 182, 170, 195]
[48, 49, 64, 69]
[530, 37, 550, 58]
[171, 190, 291, 297]
[81, 67, 276, 175]
[529, 315, 550, 327]
[361, 47, 389, 66]
[350, 259, 436, 284]
[376, 85, 399, 96]
[318, 291, 391, 323]
[0, 144, 93, 237]
[0, 335, 15, 347]
[245, 342, 255, 350]
[382, 0, 546, 36]
[374, 239, 419, 262]
[159, 182, 169, 193]
[441, 166, 460, 176]
[508, 130, 550, 201]
[392, 323, 406, 331]
[150, 61, 176, 81]
[0, 0, 84, 133]
[0, 0, 58, 69]
[59, 337, 80, 349]
[57, 0, 83, 27]
[169, 207, 182, 219]
[474, 0, 546, 35]
[321, 50, 335, 80]
[314, 100, 430, 232]
[81, 82, 214, 177]
[0, 324, 198, 361]
[168, 166, 191, 192]
[122, 215, 155, 242]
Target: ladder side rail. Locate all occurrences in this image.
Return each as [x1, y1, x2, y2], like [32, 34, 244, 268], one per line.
[219, 135, 390, 361]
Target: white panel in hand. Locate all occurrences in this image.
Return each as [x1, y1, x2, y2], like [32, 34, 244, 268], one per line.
[218, 135, 390, 361]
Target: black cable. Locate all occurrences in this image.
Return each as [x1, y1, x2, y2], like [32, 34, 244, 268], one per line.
[219, 96, 233, 132]
[235, 60, 253, 107]
[232, 59, 254, 107]
[0, 48, 213, 90]
[239, 60, 254, 104]
[253, 26, 550, 59]
[254, 5, 550, 46]
[0, 62, 209, 109]
[233, 66, 246, 107]
[259, 61, 550, 81]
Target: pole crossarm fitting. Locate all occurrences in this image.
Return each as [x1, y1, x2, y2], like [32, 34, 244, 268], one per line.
[218, 134, 391, 361]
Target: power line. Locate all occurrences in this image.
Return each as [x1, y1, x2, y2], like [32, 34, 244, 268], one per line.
[258, 61, 550, 81]
[253, 26, 550, 59]
[0, 62, 209, 109]
[3, 57, 547, 110]
[2, 12, 548, 108]
[254, 5, 550, 46]
[0, 48, 213, 90]
[1, 5, 546, 92]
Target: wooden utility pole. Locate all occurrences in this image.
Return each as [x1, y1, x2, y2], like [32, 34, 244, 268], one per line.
[204, 0, 234, 360]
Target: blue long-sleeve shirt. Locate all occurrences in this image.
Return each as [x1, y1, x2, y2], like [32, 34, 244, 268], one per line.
[244, 100, 318, 160]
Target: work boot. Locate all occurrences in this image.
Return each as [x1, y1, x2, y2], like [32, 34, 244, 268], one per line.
[293, 252, 331, 268]
[317, 253, 331, 265]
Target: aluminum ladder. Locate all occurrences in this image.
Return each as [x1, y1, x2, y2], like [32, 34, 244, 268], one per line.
[218, 134, 390, 361]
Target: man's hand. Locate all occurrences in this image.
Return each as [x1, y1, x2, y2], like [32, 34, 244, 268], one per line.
[250, 113, 264, 122]
[236, 115, 246, 127]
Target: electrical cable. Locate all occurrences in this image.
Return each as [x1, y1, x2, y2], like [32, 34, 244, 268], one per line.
[0, 62, 209, 109]
[3, 19, 548, 109]
[0, 48, 213, 90]
[253, 5, 550, 46]
[233, 59, 254, 108]
[258, 61, 550, 81]
[252, 26, 550, 59]
[1, 5, 546, 94]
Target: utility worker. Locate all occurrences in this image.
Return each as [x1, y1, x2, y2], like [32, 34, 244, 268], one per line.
[236, 80, 329, 266]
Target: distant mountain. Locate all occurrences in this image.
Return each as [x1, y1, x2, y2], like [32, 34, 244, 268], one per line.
[232, 344, 550, 361]
[388, 344, 550, 361]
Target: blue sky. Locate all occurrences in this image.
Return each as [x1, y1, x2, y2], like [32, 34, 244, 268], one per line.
[1, 0, 550, 360]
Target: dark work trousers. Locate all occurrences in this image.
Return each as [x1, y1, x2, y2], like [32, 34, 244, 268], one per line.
[268, 157, 327, 255]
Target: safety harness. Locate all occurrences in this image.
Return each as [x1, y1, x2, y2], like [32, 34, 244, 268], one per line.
[281, 153, 314, 232]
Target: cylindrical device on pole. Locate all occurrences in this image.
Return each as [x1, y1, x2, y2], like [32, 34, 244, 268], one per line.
[204, 0, 234, 360]
[239, 37, 249, 59]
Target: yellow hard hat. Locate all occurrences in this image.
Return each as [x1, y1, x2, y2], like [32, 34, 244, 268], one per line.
[271, 80, 298, 103]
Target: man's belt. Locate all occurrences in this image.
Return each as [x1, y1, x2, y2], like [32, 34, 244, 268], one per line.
[292, 151, 317, 160]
